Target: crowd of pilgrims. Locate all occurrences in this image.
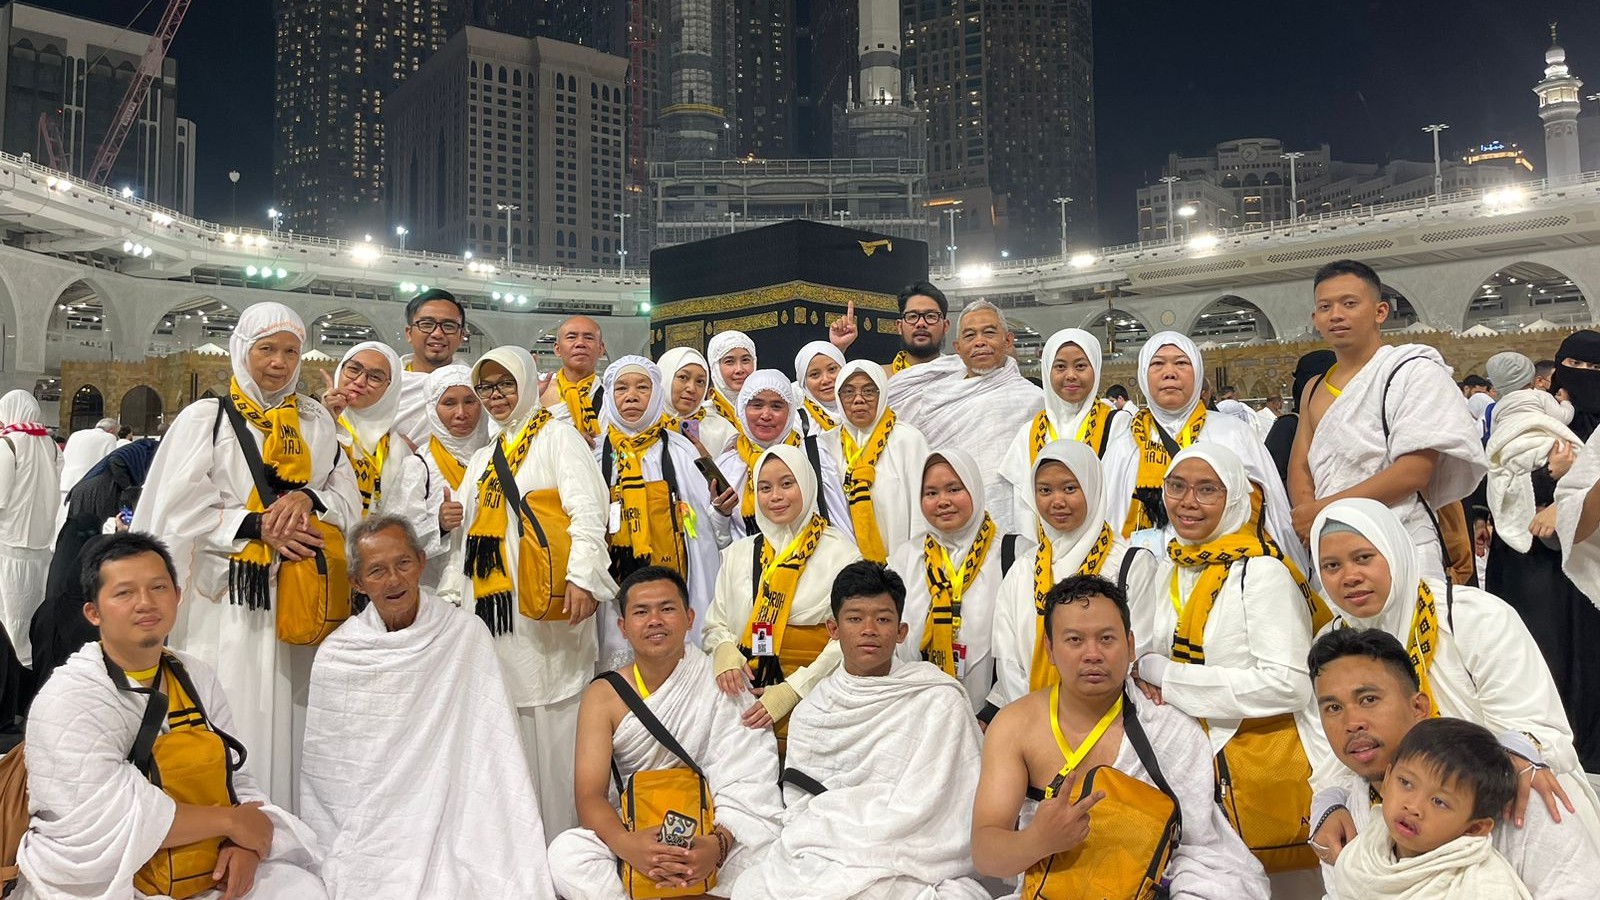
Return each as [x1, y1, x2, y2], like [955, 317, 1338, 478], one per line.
[5, 256, 1600, 899]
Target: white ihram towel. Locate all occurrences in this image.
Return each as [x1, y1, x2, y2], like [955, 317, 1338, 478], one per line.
[1486, 389, 1582, 552]
[1333, 810, 1531, 900]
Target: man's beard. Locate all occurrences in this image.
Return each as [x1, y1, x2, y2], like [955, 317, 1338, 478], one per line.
[902, 335, 942, 361]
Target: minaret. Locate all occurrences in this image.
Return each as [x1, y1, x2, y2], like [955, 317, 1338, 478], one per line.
[1535, 22, 1584, 181]
[858, 0, 901, 105]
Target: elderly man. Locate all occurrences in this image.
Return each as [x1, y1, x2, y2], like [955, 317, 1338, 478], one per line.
[395, 289, 470, 445]
[1307, 628, 1600, 899]
[57, 417, 118, 509]
[886, 300, 1043, 533]
[16, 532, 326, 900]
[299, 514, 555, 899]
[550, 566, 783, 900]
[541, 315, 607, 443]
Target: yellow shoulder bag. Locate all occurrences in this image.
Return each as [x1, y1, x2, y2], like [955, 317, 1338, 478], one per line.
[492, 442, 574, 621]
[599, 671, 716, 899]
[602, 438, 688, 580]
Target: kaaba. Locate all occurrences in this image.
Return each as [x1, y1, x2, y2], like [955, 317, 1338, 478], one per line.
[648, 220, 929, 379]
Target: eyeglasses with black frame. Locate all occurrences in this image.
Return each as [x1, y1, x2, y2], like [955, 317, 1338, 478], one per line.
[409, 318, 465, 336]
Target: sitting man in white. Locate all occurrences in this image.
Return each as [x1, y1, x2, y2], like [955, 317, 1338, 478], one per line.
[1307, 627, 1600, 899]
[298, 515, 555, 900]
[734, 561, 989, 900]
[16, 532, 325, 900]
[972, 573, 1269, 900]
[551, 566, 784, 899]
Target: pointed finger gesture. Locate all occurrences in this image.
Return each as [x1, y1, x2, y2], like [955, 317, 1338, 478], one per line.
[829, 300, 859, 352]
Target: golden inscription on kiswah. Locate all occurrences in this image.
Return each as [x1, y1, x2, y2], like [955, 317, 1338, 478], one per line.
[651, 279, 898, 320]
[712, 312, 782, 334]
[663, 322, 704, 353]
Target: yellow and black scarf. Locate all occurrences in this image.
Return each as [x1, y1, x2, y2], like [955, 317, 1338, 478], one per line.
[743, 513, 828, 683]
[1029, 523, 1115, 691]
[1122, 405, 1207, 537]
[922, 515, 996, 677]
[338, 420, 390, 515]
[710, 389, 746, 441]
[840, 411, 896, 563]
[1168, 489, 1328, 663]
[891, 351, 913, 375]
[735, 430, 802, 526]
[464, 410, 551, 634]
[227, 379, 312, 611]
[428, 435, 467, 492]
[803, 397, 838, 432]
[1029, 402, 1114, 463]
[557, 371, 599, 438]
[607, 421, 668, 560]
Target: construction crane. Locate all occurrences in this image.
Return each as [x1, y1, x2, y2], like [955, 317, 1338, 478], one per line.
[86, 0, 192, 188]
[36, 112, 67, 171]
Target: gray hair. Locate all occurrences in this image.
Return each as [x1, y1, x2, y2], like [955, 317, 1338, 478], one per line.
[346, 513, 426, 581]
[955, 299, 1008, 335]
[96, 417, 119, 431]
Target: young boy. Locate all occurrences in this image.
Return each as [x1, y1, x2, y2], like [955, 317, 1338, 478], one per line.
[1334, 717, 1532, 899]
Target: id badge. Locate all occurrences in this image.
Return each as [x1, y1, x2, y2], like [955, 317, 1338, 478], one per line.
[608, 501, 623, 533]
[953, 642, 968, 678]
[752, 622, 775, 657]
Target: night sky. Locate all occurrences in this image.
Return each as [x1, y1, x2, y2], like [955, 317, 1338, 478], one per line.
[26, 0, 1600, 243]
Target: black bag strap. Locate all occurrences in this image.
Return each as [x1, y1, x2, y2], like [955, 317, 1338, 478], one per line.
[1378, 356, 1458, 580]
[1123, 690, 1182, 846]
[750, 535, 765, 606]
[492, 440, 554, 555]
[803, 434, 830, 524]
[102, 648, 166, 779]
[781, 766, 829, 796]
[598, 670, 705, 779]
[222, 401, 279, 506]
[1000, 533, 1021, 576]
[1148, 417, 1183, 460]
[1117, 546, 1145, 593]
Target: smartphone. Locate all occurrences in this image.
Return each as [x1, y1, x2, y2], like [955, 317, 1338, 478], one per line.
[117, 506, 135, 527]
[680, 418, 701, 443]
[660, 810, 697, 848]
[695, 455, 731, 497]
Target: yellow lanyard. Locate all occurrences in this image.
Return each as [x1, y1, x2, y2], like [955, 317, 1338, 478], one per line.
[1324, 364, 1343, 398]
[932, 542, 969, 638]
[1046, 683, 1123, 792]
[632, 664, 651, 700]
[840, 428, 870, 470]
[1168, 568, 1184, 613]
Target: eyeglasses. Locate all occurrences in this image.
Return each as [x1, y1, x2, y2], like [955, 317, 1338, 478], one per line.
[901, 311, 945, 326]
[410, 318, 464, 336]
[1161, 478, 1225, 506]
[341, 361, 390, 388]
[474, 379, 519, 398]
[838, 386, 880, 402]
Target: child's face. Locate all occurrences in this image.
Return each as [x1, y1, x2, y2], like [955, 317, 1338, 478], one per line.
[1381, 759, 1495, 858]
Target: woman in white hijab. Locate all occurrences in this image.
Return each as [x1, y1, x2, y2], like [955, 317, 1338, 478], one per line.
[703, 444, 862, 738]
[793, 340, 845, 434]
[0, 389, 59, 698]
[133, 301, 361, 807]
[659, 346, 733, 457]
[418, 363, 487, 588]
[1310, 498, 1600, 843]
[986, 440, 1161, 715]
[329, 341, 446, 575]
[445, 344, 615, 837]
[819, 360, 928, 563]
[998, 328, 1127, 536]
[1101, 331, 1306, 573]
[891, 449, 1005, 712]
[1132, 442, 1323, 877]
[705, 331, 757, 447]
[592, 355, 721, 664]
[711, 369, 854, 546]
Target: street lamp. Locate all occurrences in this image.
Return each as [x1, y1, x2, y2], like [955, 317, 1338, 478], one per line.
[1159, 175, 1181, 241]
[496, 203, 519, 265]
[833, 209, 851, 226]
[725, 211, 740, 233]
[614, 212, 631, 276]
[1053, 196, 1072, 257]
[1176, 204, 1197, 240]
[266, 207, 282, 237]
[395, 225, 409, 252]
[1422, 124, 1450, 198]
[228, 171, 240, 222]
[942, 207, 961, 270]
[1281, 151, 1305, 222]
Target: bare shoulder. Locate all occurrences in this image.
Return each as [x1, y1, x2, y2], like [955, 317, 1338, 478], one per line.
[579, 675, 628, 729]
[987, 688, 1048, 745]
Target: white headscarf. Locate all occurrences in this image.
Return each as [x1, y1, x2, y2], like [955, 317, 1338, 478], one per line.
[471, 345, 541, 435]
[0, 390, 47, 433]
[1310, 497, 1419, 637]
[1137, 331, 1204, 433]
[836, 360, 891, 444]
[337, 340, 403, 452]
[657, 346, 711, 415]
[921, 448, 986, 553]
[706, 330, 757, 401]
[423, 363, 488, 462]
[736, 369, 803, 448]
[1166, 442, 1252, 545]
[793, 340, 845, 412]
[753, 443, 819, 547]
[1040, 328, 1105, 435]
[1215, 398, 1257, 428]
[230, 301, 307, 408]
[599, 355, 665, 437]
[1033, 439, 1108, 571]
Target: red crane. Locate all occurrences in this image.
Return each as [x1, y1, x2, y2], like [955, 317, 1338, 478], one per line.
[86, 0, 192, 187]
[36, 111, 66, 171]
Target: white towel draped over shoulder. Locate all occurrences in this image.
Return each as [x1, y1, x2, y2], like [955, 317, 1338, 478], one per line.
[1487, 389, 1582, 552]
[1557, 424, 1600, 612]
[732, 660, 989, 900]
[1333, 812, 1531, 900]
[17, 645, 322, 900]
[299, 593, 556, 900]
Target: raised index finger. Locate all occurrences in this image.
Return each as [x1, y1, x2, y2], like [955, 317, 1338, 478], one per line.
[846, 299, 856, 320]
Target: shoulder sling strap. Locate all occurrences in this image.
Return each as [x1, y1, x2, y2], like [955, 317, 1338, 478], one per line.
[598, 670, 705, 779]
[1377, 355, 1456, 581]
[492, 440, 554, 558]
[1147, 417, 1183, 459]
[1117, 546, 1144, 593]
[601, 435, 686, 528]
[1000, 533, 1022, 576]
[750, 535, 765, 606]
[803, 434, 830, 524]
[222, 402, 280, 506]
[1122, 691, 1183, 846]
[780, 766, 829, 796]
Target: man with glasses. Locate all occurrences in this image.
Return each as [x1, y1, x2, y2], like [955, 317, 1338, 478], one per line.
[396, 289, 470, 444]
[828, 281, 951, 374]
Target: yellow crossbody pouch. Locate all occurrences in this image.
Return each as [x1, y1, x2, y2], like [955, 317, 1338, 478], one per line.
[1213, 712, 1316, 872]
[276, 518, 350, 645]
[600, 671, 716, 899]
[492, 443, 574, 621]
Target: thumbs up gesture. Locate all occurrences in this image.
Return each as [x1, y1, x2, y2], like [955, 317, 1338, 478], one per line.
[439, 485, 464, 533]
